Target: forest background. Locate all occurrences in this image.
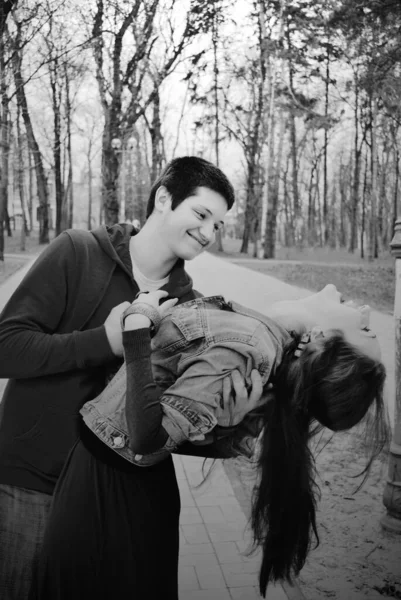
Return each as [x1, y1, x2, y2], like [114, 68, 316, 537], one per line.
[0, 2, 400, 598]
[0, 0, 400, 266]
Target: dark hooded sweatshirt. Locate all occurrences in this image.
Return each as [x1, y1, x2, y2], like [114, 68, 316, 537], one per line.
[0, 224, 198, 495]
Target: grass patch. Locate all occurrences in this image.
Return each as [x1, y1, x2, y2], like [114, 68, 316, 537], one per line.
[0, 228, 42, 285]
[229, 260, 394, 314]
[2, 227, 41, 255]
[212, 238, 394, 314]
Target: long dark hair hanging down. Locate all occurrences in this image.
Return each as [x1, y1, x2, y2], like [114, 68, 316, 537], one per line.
[251, 331, 388, 597]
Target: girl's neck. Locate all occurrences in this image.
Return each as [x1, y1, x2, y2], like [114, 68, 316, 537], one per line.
[266, 307, 309, 336]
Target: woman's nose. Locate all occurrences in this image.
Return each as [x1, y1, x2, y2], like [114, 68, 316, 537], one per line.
[359, 305, 371, 328]
[322, 284, 342, 302]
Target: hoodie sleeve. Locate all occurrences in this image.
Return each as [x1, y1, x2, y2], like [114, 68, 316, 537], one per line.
[0, 232, 114, 379]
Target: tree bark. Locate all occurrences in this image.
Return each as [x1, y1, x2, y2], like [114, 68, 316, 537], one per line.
[13, 35, 49, 243]
[27, 147, 33, 231]
[349, 80, 360, 252]
[368, 94, 378, 261]
[393, 145, 400, 236]
[211, 7, 223, 252]
[87, 137, 93, 230]
[360, 150, 369, 259]
[264, 110, 286, 258]
[65, 65, 74, 229]
[0, 17, 7, 260]
[149, 88, 163, 182]
[259, 0, 285, 259]
[50, 54, 65, 236]
[16, 105, 27, 250]
[322, 43, 330, 245]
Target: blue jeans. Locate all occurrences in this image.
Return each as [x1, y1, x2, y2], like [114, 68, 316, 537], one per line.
[0, 484, 52, 600]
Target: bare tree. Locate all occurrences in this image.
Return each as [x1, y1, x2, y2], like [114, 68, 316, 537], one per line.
[13, 18, 50, 243]
[16, 100, 28, 250]
[91, 0, 206, 225]
[258, 0, 286, 259]
[0, 0, 18, 260]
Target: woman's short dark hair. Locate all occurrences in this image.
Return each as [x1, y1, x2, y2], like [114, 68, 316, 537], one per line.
[145, 156, 235, 218]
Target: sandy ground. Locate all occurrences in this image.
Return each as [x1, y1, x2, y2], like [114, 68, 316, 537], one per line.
[298, 431, 401, 600]
[228, 428, 401, 600]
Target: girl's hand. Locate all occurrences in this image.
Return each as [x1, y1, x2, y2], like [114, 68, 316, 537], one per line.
[123, 290, 178, 331]
[218, 369, 265, 426]
[134, 290, 178, 318]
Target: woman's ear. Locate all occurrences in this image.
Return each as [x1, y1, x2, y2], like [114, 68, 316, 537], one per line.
[154, 186, 172, 214]
[310, 326, 325, 342]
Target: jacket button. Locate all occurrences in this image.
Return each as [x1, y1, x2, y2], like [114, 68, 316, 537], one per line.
[112, 436, 124, 448]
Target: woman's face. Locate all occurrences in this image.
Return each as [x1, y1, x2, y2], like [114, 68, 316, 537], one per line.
[274, 285, 381, 360]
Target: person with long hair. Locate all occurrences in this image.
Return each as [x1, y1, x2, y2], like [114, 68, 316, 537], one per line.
[31, 284, 389, 599]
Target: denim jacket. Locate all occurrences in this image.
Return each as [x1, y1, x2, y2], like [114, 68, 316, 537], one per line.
[80, 296, 291, 466]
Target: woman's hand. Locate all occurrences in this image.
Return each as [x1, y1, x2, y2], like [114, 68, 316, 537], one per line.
[123, 290, 178, 331]
[134, 290, 178, 318]
[217, 369, 265, 427]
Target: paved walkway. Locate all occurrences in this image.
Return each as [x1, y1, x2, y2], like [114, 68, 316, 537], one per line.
[0, 250, 395, 599]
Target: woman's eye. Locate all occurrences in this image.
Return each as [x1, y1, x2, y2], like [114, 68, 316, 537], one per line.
[214, 224, 222, 232]
[195, 211, 205, 220]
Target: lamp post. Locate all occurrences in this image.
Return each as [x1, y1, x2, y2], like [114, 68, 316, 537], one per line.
[381, 217, 401, 533]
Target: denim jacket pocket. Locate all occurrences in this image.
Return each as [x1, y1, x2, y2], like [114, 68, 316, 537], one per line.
[170, 305, 204, 341]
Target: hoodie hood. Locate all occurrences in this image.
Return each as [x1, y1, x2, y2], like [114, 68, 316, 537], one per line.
[90, 223, 195, 301]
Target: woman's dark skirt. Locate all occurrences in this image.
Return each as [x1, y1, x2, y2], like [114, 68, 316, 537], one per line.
[31, 426, 180, 599]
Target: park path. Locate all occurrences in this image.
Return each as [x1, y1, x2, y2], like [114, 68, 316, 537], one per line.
[0, 249, 395, 599]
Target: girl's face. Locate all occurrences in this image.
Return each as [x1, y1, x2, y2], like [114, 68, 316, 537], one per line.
[274, 285, 381, 360]
[305, 285, 380, 360]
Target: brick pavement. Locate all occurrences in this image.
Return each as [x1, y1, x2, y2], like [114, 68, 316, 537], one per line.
[0, 248, 395, 599]
[175, 454, 292, 599]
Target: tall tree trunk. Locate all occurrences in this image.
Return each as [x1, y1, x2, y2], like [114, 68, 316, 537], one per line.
[329, 177, 337, 248]
[212, 9, 223, 252]
[322, 43, 330, 245]
[259, 0, 285, 259]
[65, 66, 74, 229]
[16, 104, 27, 250]
[0, 0, 18, 257]
[368, 94, 378, 261]
[393, 146, 400, 236]
[339, 162, 347, 247]
[377, 146, 389, 253]
[0, 30, 7, 261]
[289, 114, 300, 225]
[13, 37, 49, 243]
[349, 81, 360, 252]
[27, 147, 33, 231]
[50, 55, 65, 236]
[361, 150, 369, 259]
[87, 138, 93, 230]
[240, 6, 267, 254]
[240, 181, 253, 254]
[150, 88, 163, 183]
[264, 109, 286, 258]
[307, 164, 316, 245]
